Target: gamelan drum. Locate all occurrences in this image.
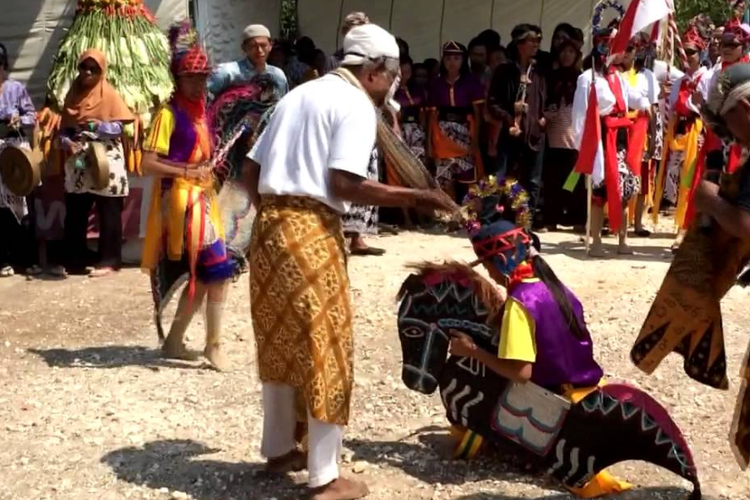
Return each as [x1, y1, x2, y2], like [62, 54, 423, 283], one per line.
[0, 145, 42, 197]
[86, 141, 110, 191]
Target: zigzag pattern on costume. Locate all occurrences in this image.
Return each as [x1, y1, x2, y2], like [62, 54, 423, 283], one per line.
[397, 264, 702, 499]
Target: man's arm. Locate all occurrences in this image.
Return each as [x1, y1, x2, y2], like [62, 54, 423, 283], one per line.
[695, 180, 750, 238]
[329, 169, 452, 211]
[242, 158, 261, 208]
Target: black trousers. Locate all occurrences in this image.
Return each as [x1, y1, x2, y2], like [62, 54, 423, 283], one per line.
[64, 193, 123, 270]
[495, 140, 545, 217]
[542, 147, 586, 227]
[0, 206, 35, 268]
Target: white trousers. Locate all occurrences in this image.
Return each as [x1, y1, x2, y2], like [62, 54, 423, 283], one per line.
[261, 382, 343, 488]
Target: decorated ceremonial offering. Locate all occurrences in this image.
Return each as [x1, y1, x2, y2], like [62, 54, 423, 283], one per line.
[206, 75, 280, 269]
[0, 145, 42, 197]
[39, 0, 173, 173]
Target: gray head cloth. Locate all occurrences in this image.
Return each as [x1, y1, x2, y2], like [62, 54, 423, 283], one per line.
[704, 63, 750, 141]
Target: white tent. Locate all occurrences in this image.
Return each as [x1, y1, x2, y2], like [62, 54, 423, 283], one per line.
[297, 0, 604, 61]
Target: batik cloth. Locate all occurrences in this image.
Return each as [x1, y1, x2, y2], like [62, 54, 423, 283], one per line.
[64, 137, 129, 197]
[0, 137, 30, 223]
[142, 102, 235, 338]
[632, 162, 750, 468]
[428, 75, 485, 185]
[342, 148, 379, 235]
[251, 195, 353, 426]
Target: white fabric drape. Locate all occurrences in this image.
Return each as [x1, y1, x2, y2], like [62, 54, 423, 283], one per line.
[298, 0, 606, 61]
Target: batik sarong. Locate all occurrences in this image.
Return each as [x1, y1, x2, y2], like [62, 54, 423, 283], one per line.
[343, 148, 379, 235]
[251, 195, 354, 426]
[632, 165, 750, 468]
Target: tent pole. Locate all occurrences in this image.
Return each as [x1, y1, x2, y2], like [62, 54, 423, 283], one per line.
[438, 0, 447, 54]
[389, 0, 396, 31]
[539, 0, 545, 28]
[334, 0, 345, 50]
[490, 0, 495, 29]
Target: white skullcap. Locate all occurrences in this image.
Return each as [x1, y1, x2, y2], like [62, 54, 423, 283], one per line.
[341, 24, 399, 66]
[243, 24, 271, 41]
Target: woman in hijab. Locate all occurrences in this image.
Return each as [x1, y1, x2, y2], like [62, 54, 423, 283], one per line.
[0, 41, 37, 277]
[59, 49, 134, 278]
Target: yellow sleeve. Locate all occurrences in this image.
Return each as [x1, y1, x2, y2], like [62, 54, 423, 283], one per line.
[143, 106, 175, 156]
[498, 297, 537, 362]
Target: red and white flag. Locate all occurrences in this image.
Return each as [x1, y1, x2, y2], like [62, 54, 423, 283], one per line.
[610, 0, 673, 55]
[574, 81, 601, 176]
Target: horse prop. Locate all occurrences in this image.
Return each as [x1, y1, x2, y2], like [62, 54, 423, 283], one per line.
[396, 263, 701, 499]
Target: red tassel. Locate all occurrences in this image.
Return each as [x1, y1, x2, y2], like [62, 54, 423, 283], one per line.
[605, 127, 624, 233]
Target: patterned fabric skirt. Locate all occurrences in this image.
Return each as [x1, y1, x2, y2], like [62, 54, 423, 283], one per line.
[402, 122, 426, 163]
[0, 137, 30, 223]
[342, 148, 379, 235]
[146, 181, 235, 340]
[664, 150, 685, 205]
[250, 195, 354, 426]
[593, 130, 640, 204]
[435, 120, 477, 185]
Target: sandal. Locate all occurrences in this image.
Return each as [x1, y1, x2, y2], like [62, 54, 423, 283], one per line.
[48, 265, 68, 278]
[0, 265, 14, 278]
[26, 265, 43, 276]
[350, 247, 386, 256]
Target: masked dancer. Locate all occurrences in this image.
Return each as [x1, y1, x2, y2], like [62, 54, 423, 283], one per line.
[0, 42, 36, 277]
[245, 24, 455, 500]
[141, 23, 234, 371]
[449, 178, 631, 496]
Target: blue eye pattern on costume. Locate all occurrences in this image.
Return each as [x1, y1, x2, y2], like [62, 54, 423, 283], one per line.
[462, 177, 532, 276]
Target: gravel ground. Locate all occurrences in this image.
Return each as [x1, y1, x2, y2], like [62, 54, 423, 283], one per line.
[0, 228, 749, 500]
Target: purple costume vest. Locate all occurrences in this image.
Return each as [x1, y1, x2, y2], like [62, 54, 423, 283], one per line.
[508, 280, 604, 392]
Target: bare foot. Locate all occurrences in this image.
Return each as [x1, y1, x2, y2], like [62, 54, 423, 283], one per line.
[161, 342, 200, 361]
[204, 343, 230, 371]
[266, 449, 307, 473]
[589, 242, 606, 258]
[617, 244, 634, 255]
[311, 477, 369, 500]
[89, 267, 116, 278]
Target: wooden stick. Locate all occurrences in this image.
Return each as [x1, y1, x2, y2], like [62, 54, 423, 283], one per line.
[586, 174, 592, 256]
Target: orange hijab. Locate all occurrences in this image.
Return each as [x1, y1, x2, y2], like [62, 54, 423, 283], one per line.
[61, 49, 135, 128]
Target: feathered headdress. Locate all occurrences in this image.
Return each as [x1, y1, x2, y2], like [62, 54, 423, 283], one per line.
[168, 20, 211, 76]
[461, 177, 533, 276]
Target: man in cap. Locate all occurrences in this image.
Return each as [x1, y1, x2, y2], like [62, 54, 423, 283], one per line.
[207, 24, 289, 98]
[245, 24, 454, 500]
[324, 11, 370, 74]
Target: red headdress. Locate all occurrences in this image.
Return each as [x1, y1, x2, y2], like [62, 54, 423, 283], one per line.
[683, 26, 707, 51]
[169, 20, 211, 76]
[723, 17, 750, 45]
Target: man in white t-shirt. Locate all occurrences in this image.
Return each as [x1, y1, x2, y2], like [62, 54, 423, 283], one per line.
[244, 24, 452, 500]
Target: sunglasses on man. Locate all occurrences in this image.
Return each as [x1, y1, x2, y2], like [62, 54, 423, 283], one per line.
[685, 48, 699, 56]
[721, 40, 742, 49]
